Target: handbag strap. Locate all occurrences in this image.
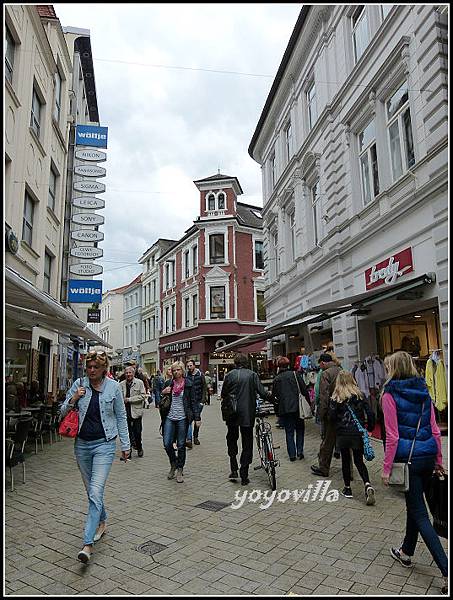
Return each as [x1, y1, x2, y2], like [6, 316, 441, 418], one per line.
[407, 401, 425, 464]
[293, 372, 302, 395]
[346, 403, 366, 435]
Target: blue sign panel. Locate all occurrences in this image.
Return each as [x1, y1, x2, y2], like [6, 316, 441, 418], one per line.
[68, 279, 103, 303]
[75, 125, 108, 148]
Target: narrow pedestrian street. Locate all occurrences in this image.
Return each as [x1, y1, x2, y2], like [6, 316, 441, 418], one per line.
[5, 400, 448, 596]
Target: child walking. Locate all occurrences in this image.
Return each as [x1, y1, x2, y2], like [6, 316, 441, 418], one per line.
[328, 370, 376, 504]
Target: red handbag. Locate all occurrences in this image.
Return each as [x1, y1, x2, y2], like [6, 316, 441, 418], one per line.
[59, 408, 79, 438]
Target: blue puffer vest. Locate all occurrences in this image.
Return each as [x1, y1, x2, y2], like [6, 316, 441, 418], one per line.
[384, 377, 438, 461]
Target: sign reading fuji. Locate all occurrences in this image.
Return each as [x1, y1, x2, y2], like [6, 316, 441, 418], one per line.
[74, 180, 106, 194]
[71, 229, 104, 242]
[74, 165, 106, 178]
[70, 246, 104, 259]
[75, 149, 107, 162]
[365, 247, 414, 290]
[72, 196, 105, 210]
[72, 213, 105, 226]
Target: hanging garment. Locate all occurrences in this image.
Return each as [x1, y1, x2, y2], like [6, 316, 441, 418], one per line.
[373, 358, 387, 389]
[354, 364, 370, 398]
[426, 358, 448, 411]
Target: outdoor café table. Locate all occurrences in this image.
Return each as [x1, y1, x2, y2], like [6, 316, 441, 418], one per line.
[5, 410, 32, 432]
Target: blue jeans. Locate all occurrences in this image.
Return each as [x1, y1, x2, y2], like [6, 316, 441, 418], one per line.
[163, 418, 188, 469]
[280, 412, 305, 459]
[402, 456, 448, 577]
[74, 437, 116, 545]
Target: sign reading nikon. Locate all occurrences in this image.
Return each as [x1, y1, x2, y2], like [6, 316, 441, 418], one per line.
[75, 149, 107, 162]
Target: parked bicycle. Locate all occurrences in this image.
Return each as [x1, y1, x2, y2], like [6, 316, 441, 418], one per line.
[254, 402, 279, 490]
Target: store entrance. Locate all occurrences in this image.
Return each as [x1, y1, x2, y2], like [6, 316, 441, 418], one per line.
[376, 306, 447, 433]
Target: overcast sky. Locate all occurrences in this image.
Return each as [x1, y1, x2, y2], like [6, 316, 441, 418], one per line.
[53, 3, 302, 291]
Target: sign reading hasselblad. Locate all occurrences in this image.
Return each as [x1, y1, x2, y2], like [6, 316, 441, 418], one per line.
[70, 246, 103, 259]
[74, 180, 106, 194]
[71, 229, 104, 242]
[72, 196, 105, 210]
[70, 263, 104, 276]
[74, 165, 107, 178]
[68, 279, 103, 303]
[72, 213, 105, 226]
[75, 125, 108, 148]
[75, 149, 107, 162]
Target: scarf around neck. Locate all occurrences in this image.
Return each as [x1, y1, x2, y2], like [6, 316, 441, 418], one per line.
[173, 378, 185, 396]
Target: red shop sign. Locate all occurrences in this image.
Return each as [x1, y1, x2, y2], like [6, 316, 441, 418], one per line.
[365, 247, 414, 291]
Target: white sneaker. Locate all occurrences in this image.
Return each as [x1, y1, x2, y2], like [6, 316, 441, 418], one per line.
[93, 524, 106, 542]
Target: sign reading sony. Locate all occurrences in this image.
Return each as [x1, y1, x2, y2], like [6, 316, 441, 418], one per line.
[68, 279, 103, 303]
[76, 125, 108, 148]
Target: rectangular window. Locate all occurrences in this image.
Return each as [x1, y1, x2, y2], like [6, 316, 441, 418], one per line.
[352, 6, 369, 63]
[311, 180, 323, 246]
[184, 250, 190, 279]
[43, 251, 52, 294]
[284, 122, 292, 164]
[386, 82, 415, 181]
[171, 304, 176, 331]
[22, 191, 34, 246]
[165, 306, 170, 333]
[272, 231, 279, 279]
[209, 234, 225, 264]
[165, 263, 170, 289]
[289, 211, 296, 261]
[151, 255, 155, 267]
[30, 87, 42, 138]
[184, 297, 190, 327]
[151, 316, 156, 339]
[192, 294, 198, 323]
[208, 194, 215, 211]
[53, 69, 62, 122]
[358, 120, 380, 205]
[218, 193, 225, 210]
[256, 290, 266, 322]
[48, 166, 57, 211]
[254, 240, 264, 270]
[210, 286, 225, 319]
[270, 153, 276, 189]
[192, 245, 198, 273]
[152, 279, 156, 301]
[307, 81, 318, 130]
[5, 26, 15, 84]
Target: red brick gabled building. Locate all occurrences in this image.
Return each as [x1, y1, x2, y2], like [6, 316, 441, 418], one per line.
[158, 174, 266, 381]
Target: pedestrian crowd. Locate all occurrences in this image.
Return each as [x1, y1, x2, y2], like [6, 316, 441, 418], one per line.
[58, 347, 447, 594]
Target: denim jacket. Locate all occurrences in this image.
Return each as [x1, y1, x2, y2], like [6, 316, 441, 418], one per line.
[62, 377, 130, 451]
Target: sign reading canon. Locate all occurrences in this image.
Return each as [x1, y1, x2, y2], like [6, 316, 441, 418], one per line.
[75, 125, 108, 148]
[72, 213, 105, 226]
[365, 247, 414, 290]
[71, 229, 104, 242]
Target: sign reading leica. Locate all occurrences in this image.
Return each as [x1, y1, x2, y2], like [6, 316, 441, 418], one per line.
[365, 247, 414, 290]
[72, 196, 105, 210]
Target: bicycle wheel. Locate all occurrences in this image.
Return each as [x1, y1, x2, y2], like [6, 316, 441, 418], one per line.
[263, 436, 277, 491]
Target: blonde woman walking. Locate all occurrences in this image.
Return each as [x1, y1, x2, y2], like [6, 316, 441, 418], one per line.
[328, 370, 376, 503]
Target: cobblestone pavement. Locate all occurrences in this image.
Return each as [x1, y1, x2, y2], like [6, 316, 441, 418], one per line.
[5, 399, 448, 596]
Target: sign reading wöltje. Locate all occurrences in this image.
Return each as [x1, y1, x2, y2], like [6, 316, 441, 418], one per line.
[76, 125, 108, 148]
[68, 279, 103, 303]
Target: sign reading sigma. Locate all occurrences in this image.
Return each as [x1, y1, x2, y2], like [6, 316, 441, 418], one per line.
[68, 279, 102, 303]
[365, 247, 414, 290]
[164, 341, 192, 353]
[76, 125, 108, 148]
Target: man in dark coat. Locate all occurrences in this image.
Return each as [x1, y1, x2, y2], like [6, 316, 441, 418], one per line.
[221, 353, 270, 485]
[310, 353, 342, 477]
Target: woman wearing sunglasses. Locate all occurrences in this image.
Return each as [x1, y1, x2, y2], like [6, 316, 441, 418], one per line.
[60, 351, 130, 564]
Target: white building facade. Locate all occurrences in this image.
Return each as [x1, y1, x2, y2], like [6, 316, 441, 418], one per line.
[250, 6, 448, 375]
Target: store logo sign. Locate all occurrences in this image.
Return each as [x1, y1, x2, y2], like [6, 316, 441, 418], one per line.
[164, 341, 192, 353]
[76, 125, 108, 148]
[68, 279, 103, 303]
[365, 247, 414, 290]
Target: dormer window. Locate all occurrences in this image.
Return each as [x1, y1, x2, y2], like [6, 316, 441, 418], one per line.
[218, 193, 225, 210]
[208, 194, 215, 211]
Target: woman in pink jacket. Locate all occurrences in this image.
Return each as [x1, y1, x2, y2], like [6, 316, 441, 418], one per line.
[381, 351, 447, 595]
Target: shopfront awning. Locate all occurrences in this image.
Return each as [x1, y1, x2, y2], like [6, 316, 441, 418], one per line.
[217, 273, 435, 352]
[5, 267, 111, 348]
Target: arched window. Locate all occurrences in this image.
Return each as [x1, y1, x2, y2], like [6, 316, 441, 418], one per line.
[218, 193, 225, 210]
[208, 194, 215, 211]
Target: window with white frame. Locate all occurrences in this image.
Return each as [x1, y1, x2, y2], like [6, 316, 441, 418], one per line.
[48, 165, 58, 211]
[271, 230, 279, 279]
[171, 304, 176, 331]
[151, 316, 156, 339]
[184, 250, 190, 279]
[22, 191, 34, 246]
[307, 80, 318, 130]
[30, 87, 42, 138]
[53, 68, 62, 122]
[5, 25, 15, 84]
[256, 290, 266, 322]
[43, 251, 52, 294]
[289, 210, 296, 261]
[165, 306, 170, 333]
[311, 180, 324, 246]
[210, 286, 225, 319]
[143, 319, 147, 342]
[358, 119, 380, 205]
[152, 279, 156, 301]
[192, 294, 198, 323]
[192, 245, 198, 273]
[254, 240, 264, 270]
[209, 234, 225, 264]
[207, 193, 215, 211]
[386, 81, 415, 181]
[284, 121, 293, 164]
[352, 6, 369, 64]
[165, 263, 171, 289]
[184, 297, 190, 327]
[270, 153, 276, 189]
[218, 193, 225, 210]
